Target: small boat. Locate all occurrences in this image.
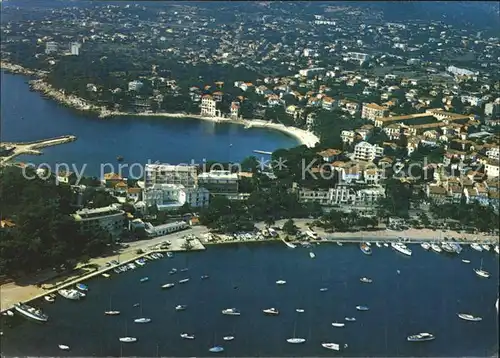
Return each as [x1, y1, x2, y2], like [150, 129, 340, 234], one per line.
[282, 238, 296, 249]
[119, 337, 137, 343]
[209, 346, 224, 353]
[441, 242, 456, 253]
[127, 263, 136, 270]
[322, 342, 340, 351]
[44, 294, 55, 303]
[222, 308, 240, 316]
[360, 243, 372, 255]
[461, 259, 471, 264]
[116, 155, 124, 162]
[180, 268, 189, 272]
[13, 303, 48, 322]
[420, 242, 431, 250]
[470, 243, 483, 252]
[133, 303, 140, 307]
[474, 259, 490, 278]
[140, 277, 149, 283]
[201, 275, 210, 280]
[76, 283, 88, 291]
[166, 252, 173, 258]
[104, 310, 120, 315]
[180, 333, 195, 340]
[263, 307, 279, 315]
[397, 269, 401, 274]
[336, 241, 343, 246]
[376, 242, 382, 248]
[276, 280, 286, 285]
[58, 289, 84, 300]
[135, 259, 146, 266]
[162, 283, 175, 289]
[1, 310, 12, 317]
[286, 338, 306, 344]
[309, 251, 316, 259]
[457, 313, 482, 322]
[319, 287, 328, 292]
[431, 243, 442, 253]
[113, 268, 121, 274]
[176, 305, 187, 311]
[365, 242, 372, 246]
[102, 273, 111, 278]
[345, 317, 356, 322]
[58, 344, 70, 351]
[178, 278, 190, 284]
[356, 305, 369, 311]
[360, 277, 372, 283]
[482, 244, 490, 251]
[331, 322, 345, 327]
[407, 332, 435, 342]
[296, 308, 305, 313]
[169, 268, 178, 275]
[223, 336, 234, 341]
[134, 317, 151, 323]
[494, 245, 499, 254]
[383, 243, 389, 247]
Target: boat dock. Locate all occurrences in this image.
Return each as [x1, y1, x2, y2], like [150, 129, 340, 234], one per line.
[253, 150, 273, 155]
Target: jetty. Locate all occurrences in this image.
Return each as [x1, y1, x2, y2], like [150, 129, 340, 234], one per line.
[0, 135, 77, 165]
[253, 150, 273, 155]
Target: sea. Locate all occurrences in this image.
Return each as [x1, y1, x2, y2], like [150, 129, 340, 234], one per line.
[1, 242, 498, 357]
[0, 71, 299, 178]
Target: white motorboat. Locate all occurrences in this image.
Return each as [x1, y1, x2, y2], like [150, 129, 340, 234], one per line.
[102, 273, 110, 278]
[127, 263, 136, 270]
[383, 243, 389, 247]
[474, 259, 490, 278]
[58, 289, 84, 300]
[209, 346, 224, 353]
[309, 251, 316, 259]
[391, 242, 412, 256]
[282, 238, 296, 248]
[119, 337, 137, 343]
[345, 317, 356, 322]
[470, 243, 483, 252]
[135, 259, 146, 266]
[331, 322, 345, 327]
[162, 283, 175, 289]
[457, 313, 482, 322]
[407, 332, 435, 342]
[263, 307, 279, 315]
[286, 338, 306, 344]
[201, 275, 210, 280]
[296, 308, 305, 313]
[420, 242, 431, 250]
[319, 287, 328, 292]
[180, 333, 195, 340]
[134, 317, 151, 323]
[376, 242, 382, 248]
[431, 243, 442, 253]
[494, 245, 499, 254]
[482, 244, 490, 251]
[322, 342, 340, 351]
[223, 336, 234, 341]
[356, 305, 369, 311]
[44, 294, 55, 303]
[276, 280, 286, 285]
[169, 268, 178, 275]
[176, 305, 187, 311]
[104, 310, 120, 315]
[178, 278, 190, 284]
[336, 241, 343, 246]
[461, 259, 471, 264]
[140, 277, 149, 283]
[13, 303, 48, 322]
[58, 344, 70, 351]
[222, 308, 241, 316]
[360, 277, 372, 283]
[166, 252, 173, 258]
[180, 268, 189, 272]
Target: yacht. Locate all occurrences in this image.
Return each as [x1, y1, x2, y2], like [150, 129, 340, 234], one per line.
[209, 346, 224, 353]
[356, 305, 369, 311]
[441, 242, 456, 254]
[223, 336, 234, 341]
[58, 289, 85, 300]
[58, 344, 70, 351]
[161, 283, 175, 289]
[222, 308, 241, 316]
[407, 332, 435, 342]
[470, 243, 483, 252]
[263, 307, 279, 315]
[331, 322, 345, 327]
[360, 277, 372, 283]
[13, 303, 48, 322]
[134, 317, 151, 323]
[345, 317, 356, 322]
[360, 243, 372, 255]
[474, 259, 490, 278]
[276, 280, 286, 285]
[180, 333, 195, 340]
[104, 310, 120, 315]
[176, 305, 187, 311]
[482, 244, 490, 251]
[322, 343, 341, 351]
[450, 242, 462, 254]
[178, 278, 190, 284]
[431, 243, 442, 253]
[457, 313, 482, 322]
[119, 337, 137, 343]
[309, 251, 316, 259]
[420, 242, 431, 250]
[391, 242, 412, 256]
[286, 338, 306, 344]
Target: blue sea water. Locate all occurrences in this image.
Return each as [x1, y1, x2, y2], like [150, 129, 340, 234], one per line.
[0, 72, 299, 177]
[1, 243, 498, 357]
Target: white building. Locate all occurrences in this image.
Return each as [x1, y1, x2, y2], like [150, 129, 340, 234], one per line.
[201, 94, 217, 117]
[198, 170, 238, 195]
[144, 221, 189, 237]
[344, 52, 371, 63]
[70, 42, 81, 56]
[446, 65, 477, 77]
[128, 80, 143, 92]
[144, 163, 198, 188]
[72, 204, 125, 238]
[45, 41, 58, 55]
[143, 183, 209, 211]
[361, 103, 389, 121]
[486, 147, 499, 160]
[353, 141, 384, 161]
[485, 159, 500, 178]
[298, 67, 325, 78]
[484, 101, 500, 118]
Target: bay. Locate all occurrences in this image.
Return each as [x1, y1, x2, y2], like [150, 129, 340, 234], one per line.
[1, 72, 299, 177]
[1, 243, 498, 357]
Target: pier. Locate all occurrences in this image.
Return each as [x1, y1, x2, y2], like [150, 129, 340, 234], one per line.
[0, 135, 77, 165]
[253, 150, 273, 155]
